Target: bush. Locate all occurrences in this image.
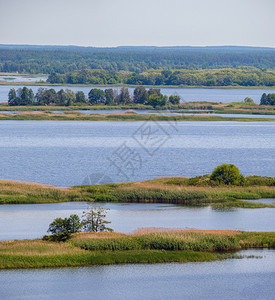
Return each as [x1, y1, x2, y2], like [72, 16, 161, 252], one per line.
[210, 164, 244, 185]
[45, 214, 82, 241]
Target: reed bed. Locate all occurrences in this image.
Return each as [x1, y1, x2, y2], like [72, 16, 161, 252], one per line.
[70, 231, 241, 251]
[69, 230, 275, 252]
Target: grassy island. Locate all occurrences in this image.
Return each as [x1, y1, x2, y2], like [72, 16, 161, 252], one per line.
[0, 172, 274, 208]
[0, 230, 274, 269]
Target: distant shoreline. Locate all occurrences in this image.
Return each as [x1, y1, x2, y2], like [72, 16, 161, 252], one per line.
[1, 81, 275, 89]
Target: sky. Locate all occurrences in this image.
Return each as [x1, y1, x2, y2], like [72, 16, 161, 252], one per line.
[0, 0, 274, 47]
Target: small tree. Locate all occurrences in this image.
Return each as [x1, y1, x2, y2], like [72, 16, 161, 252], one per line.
[169, 95, 181, 105]
[116, 87, 131, 104]
[75, 91, 86, 103]
[88, 88, 105, 104]
[147, 94, 167, 108]
[133, 86, 148, 104]
[210, 164, 244, 185]
[260, 93, 268, 105]
[105, 88, 115, 105]
[8, 88, 18, 106]
[82, 207, 113, 232]
[65, 89, 76, 106]
[46, 214, 81, 241]
[243, 97, 254, 105]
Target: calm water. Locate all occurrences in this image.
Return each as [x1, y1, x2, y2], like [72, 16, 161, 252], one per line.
[0, 249, 274, 300]
[0, 84, 274, 103]
[0, 75, 47, 83]
[0, 121, 274, 186]
[245, 199, 275, 204]
[0, 202, 274, 240]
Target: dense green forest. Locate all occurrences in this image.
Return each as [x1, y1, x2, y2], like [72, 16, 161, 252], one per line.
[47, 68, 275, 87]
[0, 45, 275, 74]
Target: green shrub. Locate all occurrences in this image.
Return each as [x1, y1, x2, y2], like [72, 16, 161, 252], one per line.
[210, 164, 244, 185]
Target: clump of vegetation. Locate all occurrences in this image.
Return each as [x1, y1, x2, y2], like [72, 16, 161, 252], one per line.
[43, 207, 113, 241]
[210, 164, 244, 185]
[82, 207, 113, 232]
[260, 93, 275, 106]
[243, 97, 254, 105]
[43, 214, 82, 241]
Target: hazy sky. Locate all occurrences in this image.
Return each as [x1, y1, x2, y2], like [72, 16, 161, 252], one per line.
[0, 0, 274, 47]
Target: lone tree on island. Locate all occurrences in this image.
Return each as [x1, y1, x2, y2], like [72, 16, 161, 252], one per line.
[82, 207, 113, 232]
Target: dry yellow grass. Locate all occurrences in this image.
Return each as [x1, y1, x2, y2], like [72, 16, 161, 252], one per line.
[70, 228, 241, 241]
[0, 180, 67, 192]
[131, 227, 241, 236]
[72, 232, 126, 239]
[0, 240, 86, 256]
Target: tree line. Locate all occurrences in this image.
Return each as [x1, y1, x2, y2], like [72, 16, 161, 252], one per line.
[47, 68, 275, 87]
[8, 86, 181, 107]
[1, 46, 275, 74]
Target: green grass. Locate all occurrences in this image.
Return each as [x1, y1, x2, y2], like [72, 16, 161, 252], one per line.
[0, 231, 274, 269]
[0, 250, 229, 269]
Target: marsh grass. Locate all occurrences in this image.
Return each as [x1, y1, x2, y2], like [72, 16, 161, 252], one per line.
[0, 250, 229, 269]
[70, 231, 242, 252]
[70, 230, 275, 252]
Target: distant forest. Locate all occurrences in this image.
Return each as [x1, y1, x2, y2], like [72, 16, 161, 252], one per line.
[0, 45, 275, 74]
[47, 68, 275, 87]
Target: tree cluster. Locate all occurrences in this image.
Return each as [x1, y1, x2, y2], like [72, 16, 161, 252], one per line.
[88, 87, 178, 107]
[8, 86, 180, 107]
[43, 207, 113, 241]
[260, 93, 275, 105]
[8, 87, 86, 106]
